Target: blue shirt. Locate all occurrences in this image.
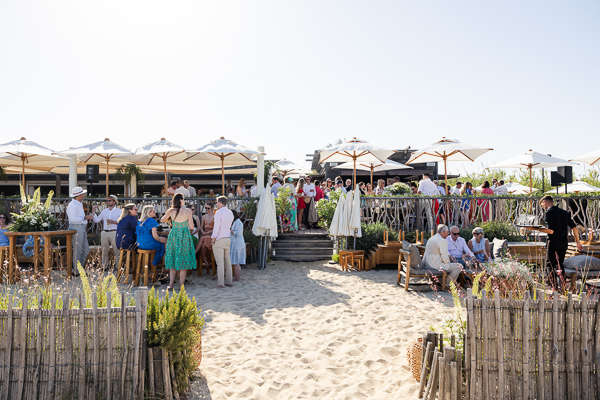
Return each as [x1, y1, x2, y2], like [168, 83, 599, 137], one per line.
[136, 218, 159, 248]
[116, 215, 138, 250]
[0, 228, 9, 247]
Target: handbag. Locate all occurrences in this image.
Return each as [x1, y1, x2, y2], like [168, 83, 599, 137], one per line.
[303, 196, 311, 204]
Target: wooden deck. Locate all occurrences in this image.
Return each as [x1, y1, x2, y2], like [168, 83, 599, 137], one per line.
[287, 228, 328, 235]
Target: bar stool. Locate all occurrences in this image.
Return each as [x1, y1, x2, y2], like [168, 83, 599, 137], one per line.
[117, 248, 137, 284]
[136, 249, 156, 287]
[197, 249, 216, 277]
[339, 250, 365, 271]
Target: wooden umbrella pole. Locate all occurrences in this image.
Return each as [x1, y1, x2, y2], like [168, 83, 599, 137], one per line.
[353, 157, 357, 188]
[21, 156, 25, 189]
[106, 158, 110, 195]
[163, 157, 168, 190]
[529, 167, 533, 194]
[370, 167, 373, 188]
[221, 156, 225, 196]
[444, 156, 448, 196]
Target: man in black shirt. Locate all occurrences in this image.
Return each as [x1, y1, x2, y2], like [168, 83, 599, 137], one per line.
[532, 196, 583, 289]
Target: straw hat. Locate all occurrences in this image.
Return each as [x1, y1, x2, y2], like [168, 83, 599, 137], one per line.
[70, 187, 87, 197]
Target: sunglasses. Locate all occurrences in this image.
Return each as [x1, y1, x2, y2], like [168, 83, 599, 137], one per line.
[451, 232, 460, 236]
[205, 207, 212, 210]
[0, 216, 6, 219]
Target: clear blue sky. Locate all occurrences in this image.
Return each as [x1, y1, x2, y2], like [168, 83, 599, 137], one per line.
[1, 1, 598, 175]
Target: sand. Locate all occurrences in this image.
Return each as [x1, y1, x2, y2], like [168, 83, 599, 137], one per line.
[179, 261, 454, 400]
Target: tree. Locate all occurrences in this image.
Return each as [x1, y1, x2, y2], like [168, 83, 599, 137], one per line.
[114, 164, 145, 196]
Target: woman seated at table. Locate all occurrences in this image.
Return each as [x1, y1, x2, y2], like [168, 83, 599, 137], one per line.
[136, 205, 167, 267]
[116, 203, 138, 250]
[0, 213, 11, 247]
[468, 227, 491, 263]
[198, 202, 215, 267]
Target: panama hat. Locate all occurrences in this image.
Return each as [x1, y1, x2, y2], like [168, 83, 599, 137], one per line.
[70, 187, 87, 197]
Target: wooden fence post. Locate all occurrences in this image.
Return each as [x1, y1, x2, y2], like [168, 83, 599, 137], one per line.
[138, 287, 148, 399]
[419, 341, 435, 398]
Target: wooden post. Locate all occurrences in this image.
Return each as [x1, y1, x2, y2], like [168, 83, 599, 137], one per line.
[418, 341, 435, 397]
[595, 298, 600, 400]
[148, 349, 155, 398]
[466, 289, 477, 400]
[451, 361, 458, 400]
[47, 294, 57, 397]
[537, 294, 546, 400]
[581, 292, 590, 400]
[3, 296, 13, 399]
[32, 295, 43, 400]
[523, 291, 531, 399]
[424, 349, 440, 400]
[494, 290, 505, 399]
[138, 287, 148, 398]
[162, 349, 173, 400]
[132, 290, 143, 398]
[443, 347, 456, 400]
[106, 292, 113, 400]
[63, 294, 73, 391]
[566, 293, 575, 399]
[78, 293, 86, 399]
[66, 233, 73, 278]
[92, 293, 100, 393]
[552, 292, 559, 400]
[480, 290, 489, 400]
[16, 296, 28, 400]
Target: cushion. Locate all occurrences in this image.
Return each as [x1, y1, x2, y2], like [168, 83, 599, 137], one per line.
[563, 268, 600, 278]
[563, 255, 600, 271]
[491, 238, 508, 259]
[402, 241, 423, 269]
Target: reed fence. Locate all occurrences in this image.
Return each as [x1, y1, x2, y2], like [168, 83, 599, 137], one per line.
[0, 288, 148, 400]
[417, 289, 600, 400]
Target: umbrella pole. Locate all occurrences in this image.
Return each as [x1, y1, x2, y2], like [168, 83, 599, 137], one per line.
[21, 157, 25, 189]
[164, 157, 168, 191]
[353, 157, 357, 188]
[106, 158, 110, 196]
[529, 167, 533, 194]
[221, 156, 225, 196]
[370, 167, 373, 189]
[443, 156, 448, 192]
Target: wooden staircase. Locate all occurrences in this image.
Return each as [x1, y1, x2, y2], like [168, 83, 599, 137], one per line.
[271, 230, 334, 262]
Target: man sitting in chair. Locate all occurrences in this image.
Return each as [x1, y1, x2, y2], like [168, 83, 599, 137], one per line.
[423, 224, 463, 285]
[446, 225, 478, 267]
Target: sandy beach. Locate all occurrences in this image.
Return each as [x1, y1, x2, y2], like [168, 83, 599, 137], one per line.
[180, 260, 454, 400]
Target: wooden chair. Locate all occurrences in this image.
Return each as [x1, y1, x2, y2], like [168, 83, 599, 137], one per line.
[136, 249, 156, 287]
[117, 248, 137, 284]
[397, 249, 447, 291]
[197, 249, 216, 277]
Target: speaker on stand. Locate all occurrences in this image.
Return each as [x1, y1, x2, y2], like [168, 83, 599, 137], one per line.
[86, 165, 100, 195]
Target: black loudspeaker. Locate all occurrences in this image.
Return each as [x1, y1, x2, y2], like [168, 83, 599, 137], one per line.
[557, 166, 573, 184]
[86, 165, 99, 183]
[550, 171, 561, 187]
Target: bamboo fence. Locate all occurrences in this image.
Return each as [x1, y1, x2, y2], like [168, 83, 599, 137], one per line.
[418, 289, 600, 400]
[0, 288, 148, 400]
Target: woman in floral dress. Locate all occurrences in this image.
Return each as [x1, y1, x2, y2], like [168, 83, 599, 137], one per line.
[161, 193, 196, 290]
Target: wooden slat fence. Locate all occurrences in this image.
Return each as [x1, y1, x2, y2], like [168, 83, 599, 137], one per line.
[466, 288, 599, 400]
[0, 288, 148, 400]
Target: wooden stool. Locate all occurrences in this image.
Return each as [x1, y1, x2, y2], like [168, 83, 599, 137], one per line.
[339, 250, 365, 271]
[0, 246, 8, 283]
[117, 248, 137, 284]
[136, 249, 156, 287]
[197, 249, 216, 277]
[351, 254, 364, 271]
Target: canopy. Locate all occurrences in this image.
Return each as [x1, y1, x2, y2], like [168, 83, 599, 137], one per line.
[185, 137, 260, 195]
[319, 138, 395, 186]
[55, 138, 133, 195]
[0, 138, 69, 187]
[545, 181, 600, 194]
[503, 182, 540, 195]
[570, 149, 600, 166]
[130, 138, 188, 189]
[333, 159, 412, 186]
[489, 149, 578, 193]
[406, 138, 492, 187]
[274, 159, 312, 179]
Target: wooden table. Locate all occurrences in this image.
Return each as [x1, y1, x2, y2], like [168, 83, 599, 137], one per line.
[507, 242, 546, 265]
[3, 230, 77, 283]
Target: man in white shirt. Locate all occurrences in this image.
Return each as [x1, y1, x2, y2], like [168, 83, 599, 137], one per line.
[67, 187, 94, 276]
[451, 182, 462, 195]
[175, 180, 190, 197]
[417, 173, 439, 232]
[92, 195, 121, 270]
[183, 180, 196, 197]
[250, 184, 258, 197]
[446, 225, 476, 266]
[271, 177, 282, 196]
[494, 180, 508, 194]
[303, 176, 316, 198]
[423, 225, 462, 284]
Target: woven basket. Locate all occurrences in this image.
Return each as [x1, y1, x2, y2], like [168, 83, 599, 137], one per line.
[407, 337, 423, 382]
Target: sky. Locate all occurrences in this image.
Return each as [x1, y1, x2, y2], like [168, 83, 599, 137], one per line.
[1, 1, 599, 176]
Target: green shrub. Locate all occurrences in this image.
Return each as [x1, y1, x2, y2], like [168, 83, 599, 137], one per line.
[355, 222, 398, 252]
[146, 286, 204, 393]
[331, 254, 340, 263]
[316, 190, 341, 229]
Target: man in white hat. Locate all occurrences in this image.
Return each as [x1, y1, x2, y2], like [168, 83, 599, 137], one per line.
[67, 187, 94, 276]
[92, 195, 121, 270]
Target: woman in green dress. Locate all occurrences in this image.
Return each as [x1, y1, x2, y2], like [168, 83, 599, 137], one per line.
[161, 193, 196, 290]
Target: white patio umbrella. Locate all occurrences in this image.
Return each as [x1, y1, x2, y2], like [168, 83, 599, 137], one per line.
[328, 192, 347, 237]
[252, 183, 278, 269]
[130, 138, 187, 189]
[185, 137, 260, 195]
[55, 138, 133, 195]
[570, 149, 600, 166]
[503, 182, 540, 195]
[275, 159, 313, 179]
[488, 150, 578, 194]
[319, 138, 396, 187]
[406, 137, 492, 188]
[345, 190, 354, 236]
[349, 185, 362, 239]
[333, 159, 412, 187]
[0, 137, 69, 188]
[546, 181, 600, 194]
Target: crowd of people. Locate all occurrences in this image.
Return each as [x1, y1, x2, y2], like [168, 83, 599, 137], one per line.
[66, 187, 245, 290]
